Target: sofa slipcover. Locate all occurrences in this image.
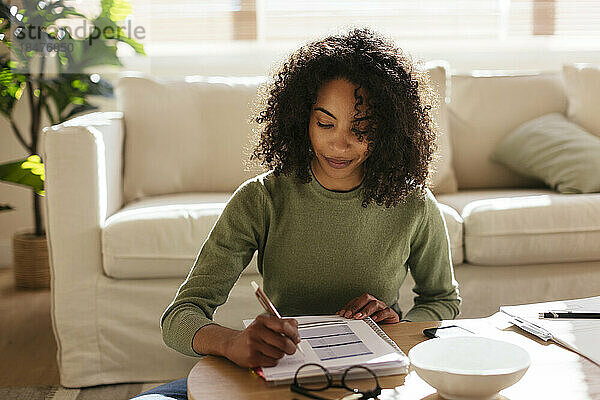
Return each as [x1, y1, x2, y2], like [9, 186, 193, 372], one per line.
[41, 67, 600, 388]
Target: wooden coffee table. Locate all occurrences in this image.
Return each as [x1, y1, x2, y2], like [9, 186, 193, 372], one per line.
[188, 313, 600, 399]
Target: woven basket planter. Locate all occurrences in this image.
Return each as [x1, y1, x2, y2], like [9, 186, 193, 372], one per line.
[12, 231, 50, 289]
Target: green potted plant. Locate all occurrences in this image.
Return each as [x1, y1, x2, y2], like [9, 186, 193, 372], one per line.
[0, 0, 144, 288]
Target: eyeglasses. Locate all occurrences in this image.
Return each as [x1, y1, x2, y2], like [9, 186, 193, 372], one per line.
[290, 363, 382, 400]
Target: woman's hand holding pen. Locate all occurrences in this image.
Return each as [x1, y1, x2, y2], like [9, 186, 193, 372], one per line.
[224, 313, 301, 368]
[337, 293, 400, 323]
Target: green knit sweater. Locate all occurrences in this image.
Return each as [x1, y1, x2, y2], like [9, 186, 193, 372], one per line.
[161, 167, 461, 357]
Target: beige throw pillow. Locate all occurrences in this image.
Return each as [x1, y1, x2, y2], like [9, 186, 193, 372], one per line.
[491, 113, 600, 194]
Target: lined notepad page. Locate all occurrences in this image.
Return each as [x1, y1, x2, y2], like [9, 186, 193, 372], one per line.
[500, 296, 600, 366]
[242, 315, 409, 382]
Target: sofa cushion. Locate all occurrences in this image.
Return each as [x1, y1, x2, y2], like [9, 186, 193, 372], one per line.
[116, 75, 267, 204]
[425, 61, 458, 194]
[437, 189, 600, 266]
[448, 72, 567, 189]
[102, 193, 464, 279]
[490, 113, 600, 194]
[563, 64, 600, 137]
[102, 192, 260, 279]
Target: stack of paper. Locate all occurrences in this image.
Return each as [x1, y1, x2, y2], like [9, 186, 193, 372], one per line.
[500, 296, 600, 366]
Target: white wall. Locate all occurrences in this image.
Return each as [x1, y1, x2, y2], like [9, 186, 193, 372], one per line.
[1, 40, 600, 267]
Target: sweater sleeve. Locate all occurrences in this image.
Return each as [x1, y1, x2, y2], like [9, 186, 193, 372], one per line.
[403, 189, 461, 322]
[160, 180, 266, 357]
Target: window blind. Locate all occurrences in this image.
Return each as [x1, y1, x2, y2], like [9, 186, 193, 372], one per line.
[120, 1, 600, 51]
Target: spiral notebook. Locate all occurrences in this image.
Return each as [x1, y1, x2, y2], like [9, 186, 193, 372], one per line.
[242, 315, 410, 385]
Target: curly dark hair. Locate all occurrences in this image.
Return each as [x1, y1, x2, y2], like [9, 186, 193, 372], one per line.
[247, 26, 439, 208]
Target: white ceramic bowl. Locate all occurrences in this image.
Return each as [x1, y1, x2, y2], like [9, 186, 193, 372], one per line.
[408, 336, 530, 400]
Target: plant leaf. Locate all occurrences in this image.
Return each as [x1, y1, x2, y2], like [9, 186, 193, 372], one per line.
[0, 155, 45, 195]
[61, 35, 122, 73]
[114, 25, 145, 55]
[101, 0, 133, 22]
[0, 57, 27, 118]
[43, 73, 112, 123]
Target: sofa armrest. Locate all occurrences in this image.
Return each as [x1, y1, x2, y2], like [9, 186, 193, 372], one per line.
[42, 111, 124, 221]
[40, 111, 124, 384]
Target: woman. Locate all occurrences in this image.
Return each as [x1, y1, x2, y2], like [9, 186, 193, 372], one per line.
[133, 26, 460, 400]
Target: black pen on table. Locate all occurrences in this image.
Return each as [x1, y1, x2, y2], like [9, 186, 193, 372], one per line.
[539, 310, 600, 319]
[251, 281, 304, 355]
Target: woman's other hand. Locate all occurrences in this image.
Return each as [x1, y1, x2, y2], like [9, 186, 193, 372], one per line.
[224, 313, 300, 368]
[337, 293, 399, 323]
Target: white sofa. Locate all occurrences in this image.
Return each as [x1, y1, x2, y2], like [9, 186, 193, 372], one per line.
[41, 62, 600, 388]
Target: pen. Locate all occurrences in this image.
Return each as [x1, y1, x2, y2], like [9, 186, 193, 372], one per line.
[250, 281, 304, 355]
[539, 311, 600, 319]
